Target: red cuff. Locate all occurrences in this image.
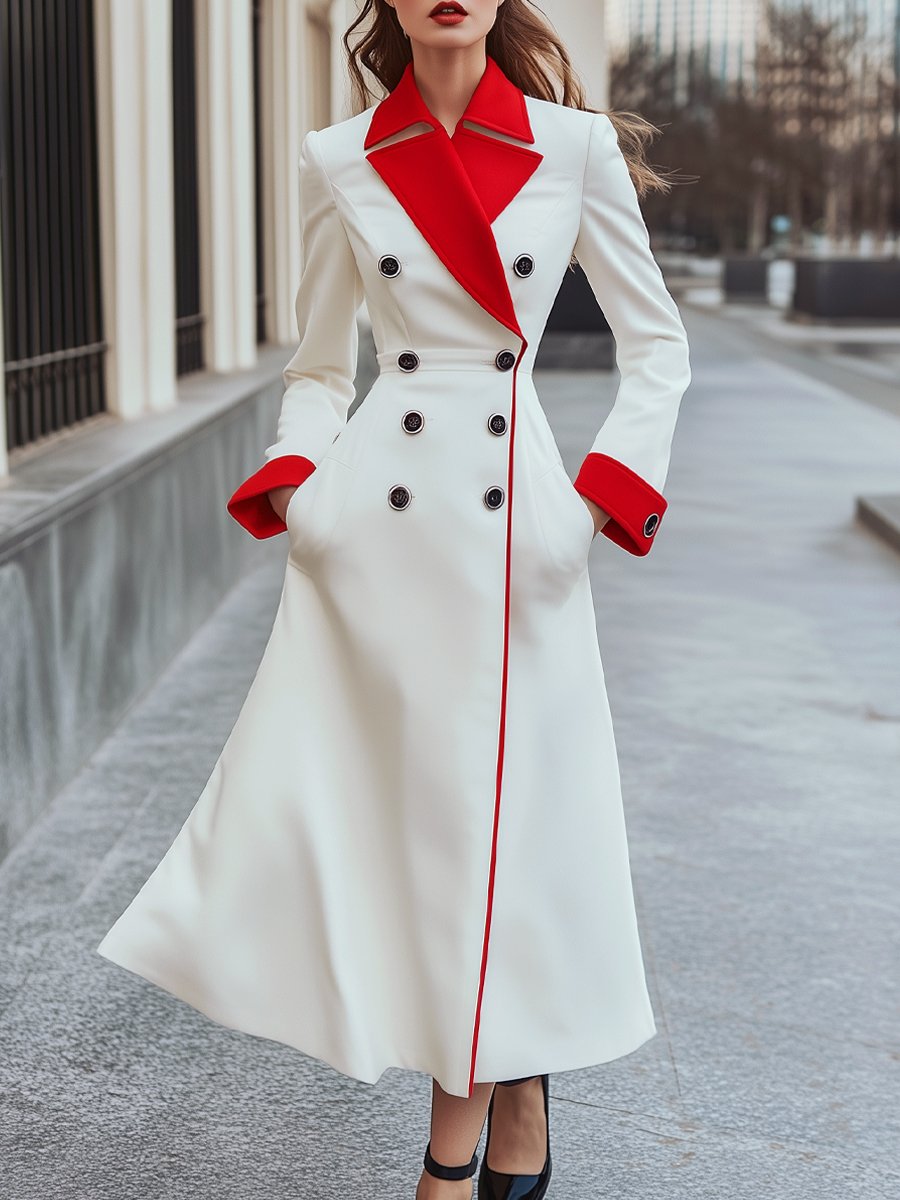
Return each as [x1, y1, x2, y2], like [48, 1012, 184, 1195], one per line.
[226, 454, 316, 539]
[573, 452, 667, 557]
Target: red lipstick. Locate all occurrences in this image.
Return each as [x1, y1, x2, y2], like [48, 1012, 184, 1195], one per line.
[428, 2, 468, 25]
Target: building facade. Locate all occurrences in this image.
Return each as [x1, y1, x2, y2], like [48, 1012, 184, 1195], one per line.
[606, 0, 900, 96]
[0, 0, 606, 468]
[605, 0, 762, 89]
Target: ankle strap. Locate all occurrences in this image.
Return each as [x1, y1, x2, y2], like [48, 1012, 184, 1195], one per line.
[423, 1139, 478, 1180]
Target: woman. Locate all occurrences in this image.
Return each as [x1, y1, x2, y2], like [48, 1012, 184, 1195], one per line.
[97, 2, 691, 1197]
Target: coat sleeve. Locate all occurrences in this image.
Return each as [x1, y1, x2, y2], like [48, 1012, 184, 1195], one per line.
[226, 128, 365, 538]
[571, 112, 691, 556]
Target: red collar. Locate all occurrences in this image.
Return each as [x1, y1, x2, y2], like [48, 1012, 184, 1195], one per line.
[363, 55, 542, 338]
[364, 54, 536, 149]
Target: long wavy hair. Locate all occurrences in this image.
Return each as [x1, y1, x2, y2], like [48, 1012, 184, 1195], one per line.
[342, 0, 673, 198]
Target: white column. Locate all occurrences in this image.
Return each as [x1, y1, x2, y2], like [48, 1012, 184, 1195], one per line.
[93, 0, 177, 418]
[551, 1, 609, 109]
[260, 0, 309, 348]
[195, 0, 257, 371]
[329, 0, 358, 121]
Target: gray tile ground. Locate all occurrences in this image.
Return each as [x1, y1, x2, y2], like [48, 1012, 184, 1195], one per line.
[2, 306, 899, 1198]
[858, 493, 900, 554]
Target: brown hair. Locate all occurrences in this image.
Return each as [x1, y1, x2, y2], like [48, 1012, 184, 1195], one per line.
[342, 0, 673, 198]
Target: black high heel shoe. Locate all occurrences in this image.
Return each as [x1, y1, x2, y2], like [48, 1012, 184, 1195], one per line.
[423, 1138, 479, 1191]
[478, 1073, 552, 1199]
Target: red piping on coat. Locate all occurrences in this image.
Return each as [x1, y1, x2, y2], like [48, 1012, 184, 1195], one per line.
[466, 333, 527, 1098]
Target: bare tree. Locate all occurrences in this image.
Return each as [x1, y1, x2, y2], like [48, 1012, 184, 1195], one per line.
[608, 2, 897, 255]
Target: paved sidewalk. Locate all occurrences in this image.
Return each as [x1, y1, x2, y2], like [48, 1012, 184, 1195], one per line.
[2, 306, 899, 1198]
[682, 286, 900, 420]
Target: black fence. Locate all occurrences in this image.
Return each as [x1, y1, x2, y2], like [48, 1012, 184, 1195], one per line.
[3, 0, 269, 447]
[1, 0, 107, 453]
[172, 0, 204, 376]
[252, 0, 266, 343]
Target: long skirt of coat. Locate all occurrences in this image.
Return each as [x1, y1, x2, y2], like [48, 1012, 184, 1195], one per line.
[96, 365, 656, 1098]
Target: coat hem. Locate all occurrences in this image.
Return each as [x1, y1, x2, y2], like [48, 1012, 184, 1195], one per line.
[470, 1019, 658, 1091]
[95, 938, 657, 1099]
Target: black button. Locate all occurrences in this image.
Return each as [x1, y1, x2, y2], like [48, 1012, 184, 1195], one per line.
[495, 349, 516, 371]
[513, 253, 534, 278]
[483, 486, 505, 509]
[389, 484, 411, 510]
[378, 254, 401, 277]
[402, 410, 424, 434]
[488, 413, 507, 436]
[643, 512, 660, 537]
[398, 351, 419, 372]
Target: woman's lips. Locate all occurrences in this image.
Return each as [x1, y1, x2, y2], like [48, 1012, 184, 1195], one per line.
[429, 3, 468, 25]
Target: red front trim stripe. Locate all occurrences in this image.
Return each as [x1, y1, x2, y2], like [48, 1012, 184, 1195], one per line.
[466, 337, 527, 1097]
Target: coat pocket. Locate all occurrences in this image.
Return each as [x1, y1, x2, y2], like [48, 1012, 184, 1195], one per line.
[533, 459, 596, 582]
[285, 455, 356, 573]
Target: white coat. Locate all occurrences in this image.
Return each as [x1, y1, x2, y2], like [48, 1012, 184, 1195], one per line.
[97, 55, 691, 1100]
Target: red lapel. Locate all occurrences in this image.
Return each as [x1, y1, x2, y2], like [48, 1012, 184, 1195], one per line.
[363, 55, 543, 339]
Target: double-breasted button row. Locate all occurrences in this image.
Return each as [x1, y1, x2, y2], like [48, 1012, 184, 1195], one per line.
[379, 252, 534, 279]
[388, 482, 506, 510]
[394, 348, 518, 373]
[400, 410, 506, 438]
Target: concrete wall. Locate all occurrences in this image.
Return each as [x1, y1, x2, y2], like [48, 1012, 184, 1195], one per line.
[0, 328, 377, 862]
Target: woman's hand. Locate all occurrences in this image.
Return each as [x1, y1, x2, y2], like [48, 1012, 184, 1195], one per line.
[268, 484, 299, 525]
[581, 495, 611, 536]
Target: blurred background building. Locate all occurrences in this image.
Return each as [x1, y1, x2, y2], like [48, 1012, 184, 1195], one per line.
[606, 0, 761, 90]
[607, 0, 900, 253]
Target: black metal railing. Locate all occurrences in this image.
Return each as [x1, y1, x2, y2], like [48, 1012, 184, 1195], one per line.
[172, 0, 204, 375]
[1, 0, 107, 453]
[252, 0, 266, 343]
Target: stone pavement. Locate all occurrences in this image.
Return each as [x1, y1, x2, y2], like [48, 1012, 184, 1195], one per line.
[2, 304, 899, 1198]
[681, 290, 900, 557]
